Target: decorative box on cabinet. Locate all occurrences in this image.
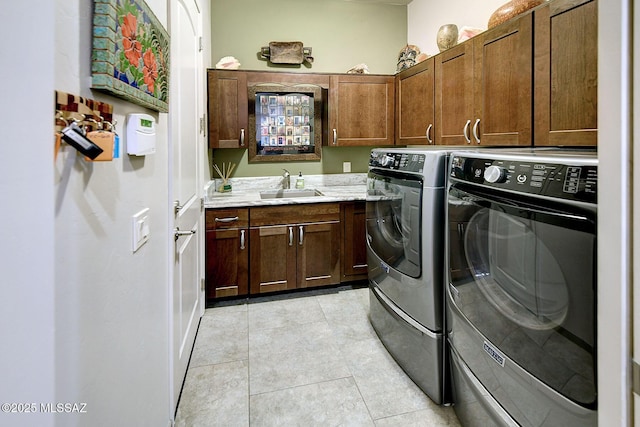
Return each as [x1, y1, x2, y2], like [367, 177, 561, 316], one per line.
[328, 74, 395, 146]
[435, 12, 533, 147]
[534, 0, 597, 146]
[341, 202, 368, 282]
[207, 70, 248, 148]
[249, 204, 341, 295]
[205, 208, 249, 300]
[396, 57, 435, 145]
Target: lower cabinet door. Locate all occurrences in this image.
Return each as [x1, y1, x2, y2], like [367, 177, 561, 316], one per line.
[249, 225, 297, 294]
[297, 221, 341, 288]
[205, 228, 249, 300]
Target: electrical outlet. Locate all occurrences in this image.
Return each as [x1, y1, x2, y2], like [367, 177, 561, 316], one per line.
[343, 161, 351, 173]
[132, 208, 150, 252]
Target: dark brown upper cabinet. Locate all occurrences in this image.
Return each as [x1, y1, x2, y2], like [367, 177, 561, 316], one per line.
[396, 57, 435, 145]
[534, 0, 598, 146]
[435, 11, 533, 147]
[328, 74, 395, 146]
[207, 69, 248, 149]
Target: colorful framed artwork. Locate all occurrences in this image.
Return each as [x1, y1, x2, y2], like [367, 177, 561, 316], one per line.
[91, 0, 169, 112]
[248, 84, 322, 163]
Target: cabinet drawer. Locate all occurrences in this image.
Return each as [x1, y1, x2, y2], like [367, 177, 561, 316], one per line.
[250, 203, 340, 227]
[206, 208, 249, 230]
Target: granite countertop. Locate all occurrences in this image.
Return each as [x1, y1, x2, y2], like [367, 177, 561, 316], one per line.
[204, 173, 367, 209]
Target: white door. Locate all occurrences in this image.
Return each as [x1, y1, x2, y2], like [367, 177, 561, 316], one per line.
[169, 0, 204, 414]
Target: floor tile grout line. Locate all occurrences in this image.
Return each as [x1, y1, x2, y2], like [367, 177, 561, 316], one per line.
[247, 374, 356, 399]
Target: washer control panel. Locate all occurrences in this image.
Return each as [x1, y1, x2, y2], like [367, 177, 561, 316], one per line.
[369, 151, 426, 173]
[450, 154, 597, 204]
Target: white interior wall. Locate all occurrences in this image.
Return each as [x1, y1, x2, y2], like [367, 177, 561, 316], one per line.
[0, 3, 56, 427]
[53, 0, 172, 425]
[407, 0, 506, 55]
[599, 1, 632, 425]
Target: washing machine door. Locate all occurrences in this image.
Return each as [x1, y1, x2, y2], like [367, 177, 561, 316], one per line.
[447, 183, 597, 408]
[366, 170, 423, 278]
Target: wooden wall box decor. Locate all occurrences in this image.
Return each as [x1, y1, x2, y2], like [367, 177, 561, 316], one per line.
[260, 42, 314, 65]
[91, 0, 170, 112]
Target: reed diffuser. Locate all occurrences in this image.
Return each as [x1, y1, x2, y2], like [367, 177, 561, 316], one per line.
[213, 162, 236, 192]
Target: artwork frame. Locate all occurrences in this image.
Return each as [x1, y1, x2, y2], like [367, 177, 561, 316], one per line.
[91, 0, 170, 112]
[248, 84, 323, 163]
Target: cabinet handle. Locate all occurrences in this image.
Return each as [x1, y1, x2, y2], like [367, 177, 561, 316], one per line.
[426, 124, 433, 144]
[240, 230, 245, 250]
[472, 119, 481, 144]
[299, 226, 304, 245]
[214, 216, 239, 223]
[240, 128, 245, 146]
[463, 119, 471, 144]
[289, 226, 294, 246]
[332, 129, 337, 145]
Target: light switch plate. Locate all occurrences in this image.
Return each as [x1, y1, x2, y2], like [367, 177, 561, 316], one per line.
[343, 161, 351, 173]
[132, 208, 150, 252]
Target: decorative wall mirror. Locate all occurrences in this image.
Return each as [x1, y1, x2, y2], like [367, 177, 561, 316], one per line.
[248, 83, 323, 162]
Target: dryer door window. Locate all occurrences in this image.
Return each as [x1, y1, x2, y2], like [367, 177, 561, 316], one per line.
[366, 171, 423, 278]
[448, 184, 596, 407]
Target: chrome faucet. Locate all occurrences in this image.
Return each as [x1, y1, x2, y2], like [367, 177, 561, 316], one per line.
[282, 169, 291, 189]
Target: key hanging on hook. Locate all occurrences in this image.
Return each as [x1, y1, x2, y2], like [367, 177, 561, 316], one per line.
[60, 120, 104, 160]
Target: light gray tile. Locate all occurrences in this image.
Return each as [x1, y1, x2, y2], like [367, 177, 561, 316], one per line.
[249, 345, 351, 395]
[204, 302, 248, 317]
[250, 377, 374, 427]
[249, 320, 337, 358]
[248, 297, 326, 331]
[189, 312, 248, 368]
[316, 289, 369, 323]
[374, 407, 461, 427]
[328, 318, 378, 348]
[342, 338, 436, 419]
[175, 360, 249, 427]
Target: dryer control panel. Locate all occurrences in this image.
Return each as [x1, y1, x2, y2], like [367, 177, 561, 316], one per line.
[369, 151, 425, 173]
[450, 154, 598, 205]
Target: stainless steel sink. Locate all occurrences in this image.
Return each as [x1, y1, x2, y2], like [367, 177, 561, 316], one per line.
[259, 188, 324, 199]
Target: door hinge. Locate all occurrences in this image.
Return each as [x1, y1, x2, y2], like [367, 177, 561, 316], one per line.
[199, 115, 206, 137]
[201, 278, 205, 292]
[199, 36, 203, 52]
[200, 197, 204, 211]
[633, 360, 640, 395]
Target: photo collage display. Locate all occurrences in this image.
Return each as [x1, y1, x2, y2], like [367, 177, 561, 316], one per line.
[256, 93, 313, 148]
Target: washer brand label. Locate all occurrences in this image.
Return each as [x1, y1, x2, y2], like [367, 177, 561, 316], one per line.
[483, 341, 505, 367]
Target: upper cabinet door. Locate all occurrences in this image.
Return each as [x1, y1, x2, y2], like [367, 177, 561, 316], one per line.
[474, 12, 533, 146]
[534, 0, 598, 146]
[396, 57, 435, 146]
[207, 69, 248, 148]
[435, 42, 475, 146]
[328, 74, 395, 146]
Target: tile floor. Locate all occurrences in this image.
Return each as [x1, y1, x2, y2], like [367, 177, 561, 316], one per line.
[175, 285, 461, 426]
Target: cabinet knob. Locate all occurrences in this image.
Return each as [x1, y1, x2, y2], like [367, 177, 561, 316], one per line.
[240, 128, 245, 146]
[240, 230, 245, 250]
[332, 129, 337, 145]
[299, 226, 304, 245]
[289, 226, 294, 246]
[426, 124, 433, 144]
[463, 120, 471, 144]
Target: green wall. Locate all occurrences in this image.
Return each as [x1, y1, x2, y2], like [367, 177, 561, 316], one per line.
[209, 0, 407, 178]
[211, 0, 407, 75]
